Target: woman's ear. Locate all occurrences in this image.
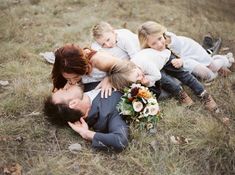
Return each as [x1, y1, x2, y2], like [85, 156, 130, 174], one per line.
[68, 99, 78, 109]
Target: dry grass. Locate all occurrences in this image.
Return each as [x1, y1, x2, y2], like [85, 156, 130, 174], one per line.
[0, 0, 235, 174]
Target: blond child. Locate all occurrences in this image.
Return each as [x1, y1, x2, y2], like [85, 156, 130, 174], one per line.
[91, 21, 140, 60]
[132, 21, 220, 111]
[108, 57, 217, 112]
[138, 21, 234, 82]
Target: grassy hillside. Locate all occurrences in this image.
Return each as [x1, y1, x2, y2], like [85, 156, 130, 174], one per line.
[0, 0, 235, 174]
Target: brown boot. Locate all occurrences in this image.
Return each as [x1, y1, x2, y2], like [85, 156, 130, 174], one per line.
[200, 90, 218, 111]
[177, 90, 194, 106]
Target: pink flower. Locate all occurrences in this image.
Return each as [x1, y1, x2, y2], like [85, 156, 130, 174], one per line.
[132, 101, 143, 112]
[149, 104, 160, 115]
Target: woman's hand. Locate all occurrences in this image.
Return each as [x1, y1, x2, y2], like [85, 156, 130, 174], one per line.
[171, 58, 183, 68]
[95, 77, 116, 98]
[68, 118, 95, 140]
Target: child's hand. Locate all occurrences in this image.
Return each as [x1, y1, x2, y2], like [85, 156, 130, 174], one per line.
[140, 76, 150, 86]
[171, 58, 183, 68]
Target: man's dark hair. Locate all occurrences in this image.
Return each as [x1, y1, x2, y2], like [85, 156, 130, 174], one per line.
[43, 96, 83, 126]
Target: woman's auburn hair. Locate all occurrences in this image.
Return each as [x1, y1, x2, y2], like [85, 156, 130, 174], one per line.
[52, 44, 89, 91]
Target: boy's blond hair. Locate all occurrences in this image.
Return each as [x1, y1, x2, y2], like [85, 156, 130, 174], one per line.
[91, 21, 114, 39]
[138, 21, 167, 49]
[108, 60, 136, 91]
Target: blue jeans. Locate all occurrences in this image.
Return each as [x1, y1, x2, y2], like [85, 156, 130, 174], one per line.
[160, 53, 205, 96]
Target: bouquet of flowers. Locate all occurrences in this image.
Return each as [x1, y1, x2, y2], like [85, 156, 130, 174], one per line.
[117, 83, 162, 130]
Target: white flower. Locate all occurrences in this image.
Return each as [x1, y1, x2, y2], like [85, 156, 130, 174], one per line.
[147, 123, 154, 130]
[149, 104, 160, 115]
[131, 83, 142, 89]
[132, 101, 143, 112]
[138, 114, 144, 119]
[121, 110, 132, 115]
[147, 98, 158, 104]
[143, 106, 151, 116]
[127, 93, 132, 99]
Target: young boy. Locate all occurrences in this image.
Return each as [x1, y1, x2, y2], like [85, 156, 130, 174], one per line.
[91, 21, 140, 60]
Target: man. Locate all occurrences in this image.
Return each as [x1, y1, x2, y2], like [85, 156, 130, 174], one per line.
[43, 85, 128, 152]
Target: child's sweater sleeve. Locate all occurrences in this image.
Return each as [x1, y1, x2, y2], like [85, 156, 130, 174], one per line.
[165, 31, 182, 57]
[117, 29, 141, 59]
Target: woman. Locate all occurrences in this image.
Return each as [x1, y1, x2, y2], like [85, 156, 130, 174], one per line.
[52, 43, 121, 98]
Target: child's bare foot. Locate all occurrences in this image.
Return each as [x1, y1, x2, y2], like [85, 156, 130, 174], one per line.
[218, 67, 231, 77]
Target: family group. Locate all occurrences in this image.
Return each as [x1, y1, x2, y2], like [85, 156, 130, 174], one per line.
[43, 21, 234, 152]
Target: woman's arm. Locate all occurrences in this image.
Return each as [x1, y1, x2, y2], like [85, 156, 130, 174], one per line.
[91, 51, 122, 72]
[91, 51, 122, 98]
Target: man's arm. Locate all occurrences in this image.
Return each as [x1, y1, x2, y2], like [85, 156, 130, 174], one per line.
[90, 91, 128, 151]
[91, 110, 129, 152]
[68, 112, 128, 152]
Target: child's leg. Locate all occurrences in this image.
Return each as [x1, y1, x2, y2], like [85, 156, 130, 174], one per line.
[149, 80, 161, 99]
[164, 65, 219, 111]
[160, 71, 193, 106]
[160, 71, 182, 96]
[210, 55, 229, 71]
[210, 55, 232, 76]
[163, 61, 204, 96]
[192, 64, 217, 81]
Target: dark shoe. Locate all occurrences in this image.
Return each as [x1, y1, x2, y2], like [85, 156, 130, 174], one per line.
[177, 90, 194, 106]
[202, 34, 214, 49]
[208, 38, 222, 55]
[202, 35, 222, 55]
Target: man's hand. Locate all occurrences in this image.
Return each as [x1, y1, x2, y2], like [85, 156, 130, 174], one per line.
[95, 77, 116, 98]
[68, 118, 95, 140]
[171, 58, 183, 68]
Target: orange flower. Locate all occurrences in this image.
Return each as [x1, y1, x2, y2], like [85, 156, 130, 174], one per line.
[137, 89, 152, 99]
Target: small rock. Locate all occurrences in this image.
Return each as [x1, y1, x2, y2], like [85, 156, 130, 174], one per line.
[39, 52, 55, 64]
[68, 143, 82, 154]
[0, 80, 9, 86]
